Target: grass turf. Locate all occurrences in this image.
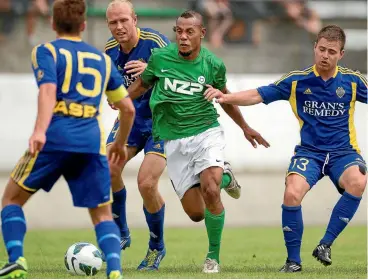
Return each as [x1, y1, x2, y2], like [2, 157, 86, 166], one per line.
[0, 226, 366, 278]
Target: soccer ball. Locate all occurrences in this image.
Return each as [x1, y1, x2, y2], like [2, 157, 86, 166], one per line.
[64, 242, 103, 276]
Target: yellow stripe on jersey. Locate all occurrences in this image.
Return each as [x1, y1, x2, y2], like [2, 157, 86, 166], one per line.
[106, 86, 129, 103]
[44, 43, 57, 63]
[105, 40, 118, 48]
[140, 32, 167, 47]
[31, 45, 41, 69]
[105, 40, 119, 52]
[349, 82, 360, 153]
[289, 80, 304, 130]
[274, 66, 313, 86]
[140, 31, 167, 48]
[338, 67, 368, 87]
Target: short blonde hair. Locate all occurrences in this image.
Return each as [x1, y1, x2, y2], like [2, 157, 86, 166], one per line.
[106, 0, 135, 18]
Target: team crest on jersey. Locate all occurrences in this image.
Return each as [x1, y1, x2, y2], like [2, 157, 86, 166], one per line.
[37, 70, 44, 81]
[336, 87, 345, 98]
[198, 76, 205, 84]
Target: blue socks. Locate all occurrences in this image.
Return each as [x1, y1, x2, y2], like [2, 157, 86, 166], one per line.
[282, 205, 303, 264]
[144, 204, 165, 251]
[112, 188, 130, 238]
[1, 205, 27, 262]
[95, 221, 121, 275]
[320, 191, 361, 246]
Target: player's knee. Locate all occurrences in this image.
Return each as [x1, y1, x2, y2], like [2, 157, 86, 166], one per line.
[201, 184, 221, 203]
[188, 213, 204, 222]
[284, 179, 306, 206]
[110, 164, 123, 181]
[137, 177, 157, 196]
[345, 175, 367, 197]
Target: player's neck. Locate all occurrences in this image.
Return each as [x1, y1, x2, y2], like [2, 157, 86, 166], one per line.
[120, 29, 139, 54]
[315, 65, 337, 81]
[57, 33, 81, 40]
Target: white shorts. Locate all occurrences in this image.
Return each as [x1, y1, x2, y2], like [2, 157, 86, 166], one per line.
[164, 126, 225, 199]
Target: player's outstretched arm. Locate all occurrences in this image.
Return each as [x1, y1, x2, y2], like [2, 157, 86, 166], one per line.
[204, 86, 264, 106]
[219, 87, 270, 148]
[127, 77, 151, 100]
[29, 83, 57, 155]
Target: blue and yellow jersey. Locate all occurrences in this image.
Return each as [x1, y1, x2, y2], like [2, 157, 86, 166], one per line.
[31, 37, 128, 155]
[104, 27, 170, 118]
[257, 65, 367, 153]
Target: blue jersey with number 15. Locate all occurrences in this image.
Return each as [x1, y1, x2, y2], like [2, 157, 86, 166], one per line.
[31, 37, 128, 155]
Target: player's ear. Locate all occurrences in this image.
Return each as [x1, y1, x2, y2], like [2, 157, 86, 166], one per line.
[200, 27, 206, 39]
[80, 21, 86, 32]
[133, 14, 138, 26]
[339, 49, 345, 60]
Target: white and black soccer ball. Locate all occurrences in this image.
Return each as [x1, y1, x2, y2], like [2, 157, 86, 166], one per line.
[64, 242, 103, 276]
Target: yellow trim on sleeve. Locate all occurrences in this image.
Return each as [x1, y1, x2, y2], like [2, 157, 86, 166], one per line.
[31, 45, 40, 69]
[44, 43, 57, 63]
[106, 86, 129, 103]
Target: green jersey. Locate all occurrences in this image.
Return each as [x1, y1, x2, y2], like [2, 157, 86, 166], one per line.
[141, 43, 227, 141]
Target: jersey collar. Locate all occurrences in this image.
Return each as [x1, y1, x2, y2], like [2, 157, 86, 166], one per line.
[313, 64, 338, 78]
[58, 36, 82, 42]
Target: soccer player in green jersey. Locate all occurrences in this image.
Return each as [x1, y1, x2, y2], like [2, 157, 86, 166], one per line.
[128, 10, 270, 273]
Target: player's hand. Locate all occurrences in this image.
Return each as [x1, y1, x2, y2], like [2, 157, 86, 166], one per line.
[203, 85, 226, 103]
[124, 60, 147, 78]
[108, 142, 127, 166]
[108, 100, 118, 110]
[243, 127, 270, 148]
[28, 131, 46, 156]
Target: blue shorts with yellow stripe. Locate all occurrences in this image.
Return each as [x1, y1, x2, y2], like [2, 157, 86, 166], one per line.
[287, 146, 366, 194]
[106, 115, 165, 158]
[11, 150, 112, 208]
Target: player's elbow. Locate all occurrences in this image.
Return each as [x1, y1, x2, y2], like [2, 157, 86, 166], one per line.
[114, 97, 135, 119]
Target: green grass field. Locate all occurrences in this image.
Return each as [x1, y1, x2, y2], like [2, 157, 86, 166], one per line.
[0, 226, 366, 279]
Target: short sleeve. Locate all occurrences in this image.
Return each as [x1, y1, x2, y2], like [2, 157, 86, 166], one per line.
[141, 52, 157, 86]
[257, 75, 293, 104]
[31, 44, 57, 87]
[213, 61, 227, 90]
[356, 74, 367, 103]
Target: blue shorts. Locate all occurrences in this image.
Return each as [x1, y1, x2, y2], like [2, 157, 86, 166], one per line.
[11, 150, 112, 208]
[106, 116, 165, 158]
[287, 146, 367, 194]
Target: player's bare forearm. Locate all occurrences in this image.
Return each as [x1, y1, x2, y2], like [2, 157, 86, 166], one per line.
[220, 103, 251, 130]
[113, 97, 135, 145]
[127, 77, 151, 100]
[223, 89, 263, 106]
[34, 83, 57, 133]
